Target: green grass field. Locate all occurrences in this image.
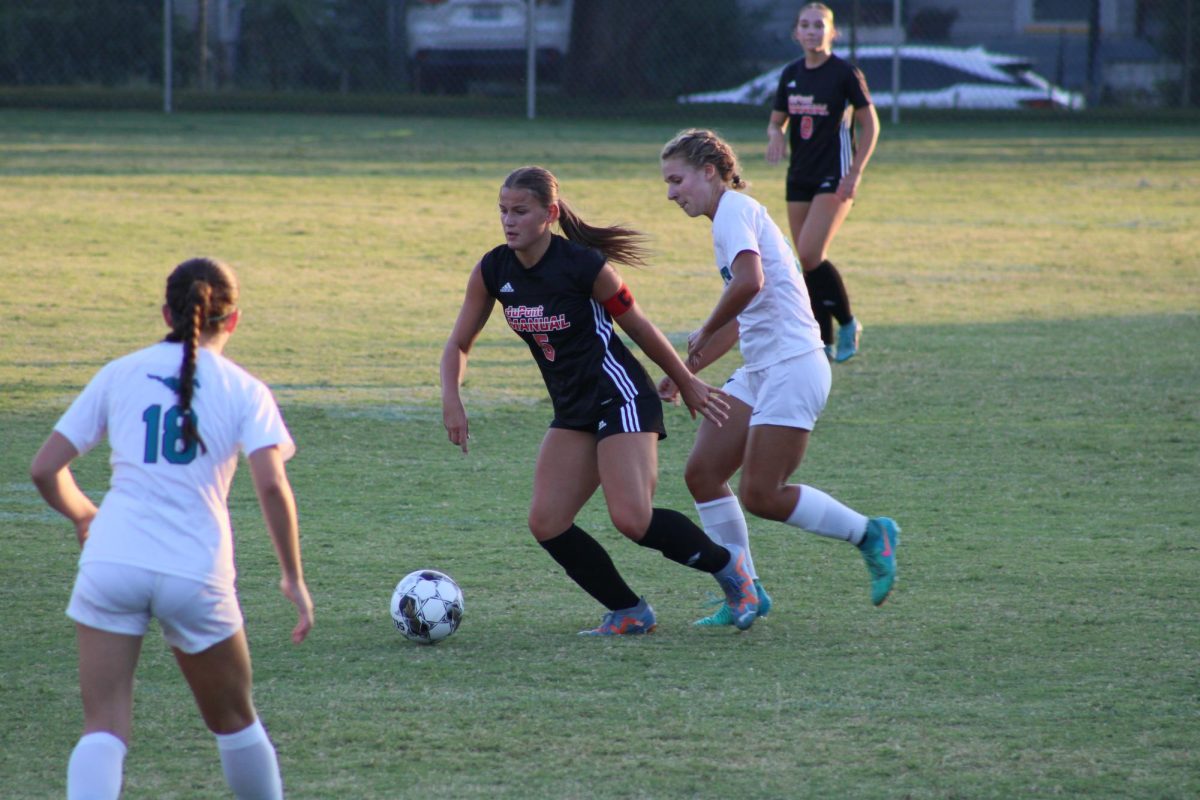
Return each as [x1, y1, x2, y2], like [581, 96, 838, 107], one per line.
[1, 108, 1198, 799]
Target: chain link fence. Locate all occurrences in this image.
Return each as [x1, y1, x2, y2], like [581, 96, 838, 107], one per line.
[0, 1, 1196, 117]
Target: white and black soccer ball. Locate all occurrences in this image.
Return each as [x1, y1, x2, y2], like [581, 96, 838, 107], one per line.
[389, 569, 464, 644]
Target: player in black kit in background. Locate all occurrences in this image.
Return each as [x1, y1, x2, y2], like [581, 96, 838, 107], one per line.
[768, 2, 880, 363]
[441, 166, 762, 635]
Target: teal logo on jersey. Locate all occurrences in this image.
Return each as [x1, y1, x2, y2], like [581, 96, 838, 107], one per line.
[148, 373, 200, 392]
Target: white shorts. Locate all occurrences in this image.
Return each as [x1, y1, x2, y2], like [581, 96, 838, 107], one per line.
[723, 348, 831, 430]
[66, 561, 244, 654]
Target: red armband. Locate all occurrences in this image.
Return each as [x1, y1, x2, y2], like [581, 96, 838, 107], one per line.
[602, 283, 635, 317]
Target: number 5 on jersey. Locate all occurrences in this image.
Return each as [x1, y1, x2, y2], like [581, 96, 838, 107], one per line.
[532, 333, 556, 362]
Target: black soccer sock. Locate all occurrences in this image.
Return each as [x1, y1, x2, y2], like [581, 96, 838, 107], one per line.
[802, 268, 835, 344]
[807, 260, 854, 327]
[540, 525, 640, 611]
[636, 508, 731, 574]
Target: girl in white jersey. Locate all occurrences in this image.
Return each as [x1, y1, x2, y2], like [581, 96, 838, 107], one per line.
[657, 129, 899, 626]
[30, 258, 313, 800]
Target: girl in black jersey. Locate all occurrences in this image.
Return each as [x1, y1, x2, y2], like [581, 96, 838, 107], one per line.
[767, 2, 880, 363]
[441, 166, 761, 635]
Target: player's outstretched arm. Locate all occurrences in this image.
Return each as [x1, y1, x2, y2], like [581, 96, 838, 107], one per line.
[688, 249, 762, 366]
[593, 265, 729, 426]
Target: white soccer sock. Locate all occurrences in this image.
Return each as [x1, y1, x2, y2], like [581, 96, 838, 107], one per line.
[215, 718, 284, 800]
[67, 731, 126, 800]
[696, 495, 758, 580]
[785, 485, 868, 546]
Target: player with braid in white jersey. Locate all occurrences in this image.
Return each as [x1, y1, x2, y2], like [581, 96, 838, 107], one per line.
[31, 257, 313, 799]
[658, 129, 898, 626]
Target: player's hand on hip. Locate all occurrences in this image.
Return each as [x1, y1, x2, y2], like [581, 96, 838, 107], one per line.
[74, 513, 95, 547]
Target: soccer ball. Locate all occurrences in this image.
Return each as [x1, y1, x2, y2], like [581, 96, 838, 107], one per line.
[389, 569, 464, 644]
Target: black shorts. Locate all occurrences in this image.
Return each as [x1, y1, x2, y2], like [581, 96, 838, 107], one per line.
[786, 173, 842, 203]
[551, 392, 666, 442]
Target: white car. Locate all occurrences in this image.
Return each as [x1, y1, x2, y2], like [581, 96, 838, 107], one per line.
[406, 0, 574, 94]
[679, 45, 1085, 110]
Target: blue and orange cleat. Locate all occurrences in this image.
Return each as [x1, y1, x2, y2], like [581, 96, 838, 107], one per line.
[712, 545, 759, 630]
[578, 597, 657, 636]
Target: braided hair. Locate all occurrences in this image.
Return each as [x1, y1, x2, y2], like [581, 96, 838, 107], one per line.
[660, 128, 748, 191]
[163, 257, 239, 454]
[502, 166, 650, 269]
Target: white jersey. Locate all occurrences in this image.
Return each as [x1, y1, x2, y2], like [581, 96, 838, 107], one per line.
[54, 342, 294, 588]
[711, 190, 824, 370]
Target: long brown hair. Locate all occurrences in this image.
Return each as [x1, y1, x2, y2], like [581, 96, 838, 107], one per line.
[163, 257, 239, 454]
[502, 166, 649, 268]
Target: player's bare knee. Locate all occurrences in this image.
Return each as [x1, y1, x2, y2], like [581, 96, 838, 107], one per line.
[684, 462, 722, 500]
[739, 483, 787, 521]
[202, 703, 257, 736]
[609, 509, 651, 541]
[527, 511, 564, 541]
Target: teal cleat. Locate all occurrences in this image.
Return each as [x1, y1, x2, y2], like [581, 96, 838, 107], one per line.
[834, 318, 862, 363]
[754, 579, 772, 617]
[693, 597, 734, 627]
[859, 517, 900, 606]
[711, 546, 759, 630]
[694, 580, 773, 627]
[578, 597, 657, 636]
[823, 343, 835, 361]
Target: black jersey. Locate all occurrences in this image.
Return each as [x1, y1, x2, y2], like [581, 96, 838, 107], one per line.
[772, 54, 872, 182]
[479, 234, 655, 427]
